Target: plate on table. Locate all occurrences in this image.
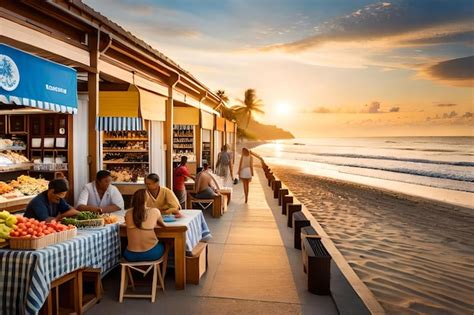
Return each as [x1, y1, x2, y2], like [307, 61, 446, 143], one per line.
[163, 215, 176, 223]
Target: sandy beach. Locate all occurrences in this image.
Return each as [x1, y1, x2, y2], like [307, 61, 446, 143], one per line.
[270, 165, 474, 315]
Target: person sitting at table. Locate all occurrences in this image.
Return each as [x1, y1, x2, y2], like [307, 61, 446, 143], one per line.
[76, 170, 125, 217]
[145, 173, 181, 214]
[24, 179, 80, 222]
[124, 189, 166, 262]
[195, 164, 222, 199]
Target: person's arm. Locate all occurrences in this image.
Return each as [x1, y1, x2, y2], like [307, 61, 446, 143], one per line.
[211, 175, 221, 191]
[156, 209, 165, 227]
[183, 167, 195, 181]
[238, 155, 243, 176]
[216, 153, 221, 169]
[101, 188, 124, 213]
[56, 207, 80, 221]
[165, 189, 181, 214]
[250, 155, 254, 176]
[229, 155, 234, 179]
[76, 186, 101, 213]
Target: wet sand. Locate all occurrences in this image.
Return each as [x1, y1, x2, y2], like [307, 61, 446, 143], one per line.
[270, 165, 474, 315]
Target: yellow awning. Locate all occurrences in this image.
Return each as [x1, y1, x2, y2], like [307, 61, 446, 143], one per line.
[173, 106, 199, 125]
[138, 87, 166, 121]
[201, 110, 214, 130]
[99, 85, 166, 121]
[99, 85, 140, 117]
[216, 117, 226, 131]
[225, 120, 235, 133]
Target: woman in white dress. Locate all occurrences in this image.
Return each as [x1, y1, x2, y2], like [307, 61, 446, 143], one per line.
[238, 148, 254, 203]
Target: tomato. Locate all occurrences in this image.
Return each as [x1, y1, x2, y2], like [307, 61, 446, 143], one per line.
[10, 231, 19, 237]
[17, 223, 26, 230]
[20, 231, 27, 236]
[37, 233, 45, 237]
[26, 228, 34, 234]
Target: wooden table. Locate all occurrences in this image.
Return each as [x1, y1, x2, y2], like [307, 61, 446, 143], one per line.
[120, 224, 188, 290]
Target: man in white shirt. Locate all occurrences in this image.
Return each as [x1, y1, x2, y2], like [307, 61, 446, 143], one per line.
[76, 170, 125, 217]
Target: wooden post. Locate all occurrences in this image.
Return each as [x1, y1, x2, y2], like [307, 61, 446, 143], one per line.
[282, 195, 293, 215]
[278, 188, 289, 206]
[87, 32, 99, 181]
[165, 73, 179, 189]
[287, 204, 302, 227]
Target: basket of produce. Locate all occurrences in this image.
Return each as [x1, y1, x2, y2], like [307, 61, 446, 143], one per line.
[8, 217, 75, 250]
[61, 211, 105, 228]
[0, 210, 17, 247]
[102, 214, 119, 225]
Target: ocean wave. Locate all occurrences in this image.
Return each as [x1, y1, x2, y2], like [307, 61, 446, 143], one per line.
[279, 150, 474, 167]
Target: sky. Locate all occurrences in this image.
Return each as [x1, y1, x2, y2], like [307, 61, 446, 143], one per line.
[84, 0, 474, 137]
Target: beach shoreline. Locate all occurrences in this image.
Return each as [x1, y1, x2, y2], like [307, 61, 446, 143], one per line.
[269, 164, 474, 314]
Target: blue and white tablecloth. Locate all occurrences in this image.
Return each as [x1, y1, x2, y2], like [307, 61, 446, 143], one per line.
[166, 210, 211, 253]
[0, 224, 120, 315]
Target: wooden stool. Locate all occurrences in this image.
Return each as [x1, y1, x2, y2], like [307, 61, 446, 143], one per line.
[119, 252, 168, 303]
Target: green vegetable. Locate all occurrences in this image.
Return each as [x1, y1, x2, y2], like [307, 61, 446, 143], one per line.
[76, 211, 100, 220]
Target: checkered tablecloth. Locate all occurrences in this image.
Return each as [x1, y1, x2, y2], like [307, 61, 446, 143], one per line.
[0, 224, 120, 315]
[166, 210, 212, 253]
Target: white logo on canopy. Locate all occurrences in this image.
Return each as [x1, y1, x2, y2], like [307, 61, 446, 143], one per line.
[0, 54, 20, 92]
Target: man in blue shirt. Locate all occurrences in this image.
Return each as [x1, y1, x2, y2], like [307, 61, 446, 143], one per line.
[24, 179, 79, 222]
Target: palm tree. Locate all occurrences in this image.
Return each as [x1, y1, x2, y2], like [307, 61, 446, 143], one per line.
[216, 90, 229, 104]
[233, 89, 264, 128]
[215, 90, 236, 121]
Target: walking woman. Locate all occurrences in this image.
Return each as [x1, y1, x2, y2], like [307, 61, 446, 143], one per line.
[123, 189, 166, 262]
[238, 148, 254, 203]
[215, 144, 233, 187]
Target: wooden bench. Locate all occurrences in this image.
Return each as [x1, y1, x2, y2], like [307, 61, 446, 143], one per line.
[186, 242, 209, 285]
[187, 192, 225, 218]
[302, 236, 331, 295]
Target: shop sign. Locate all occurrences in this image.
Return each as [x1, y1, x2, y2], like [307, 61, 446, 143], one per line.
[0, 44, 77, 114]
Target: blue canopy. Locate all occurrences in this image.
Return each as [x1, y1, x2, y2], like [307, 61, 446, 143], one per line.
[0, 44, 78, 114]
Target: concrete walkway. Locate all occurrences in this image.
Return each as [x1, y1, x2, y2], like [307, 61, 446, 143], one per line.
[91, 167, 338, 314]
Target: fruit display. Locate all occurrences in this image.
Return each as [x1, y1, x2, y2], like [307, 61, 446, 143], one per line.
[102, 214, 119, 225]
[0, 210, 18, 243]
[0, 181, 14, 195]
[8, 217, 72, 238]
[61, 211, 105, 228]
[9, 175, 49, 196]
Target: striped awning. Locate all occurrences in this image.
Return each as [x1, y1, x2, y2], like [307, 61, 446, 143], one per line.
[0, 94, 78, 114]
[96, 117, 144, 132]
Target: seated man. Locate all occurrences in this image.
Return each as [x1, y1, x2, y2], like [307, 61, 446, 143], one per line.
[195, 164, 222, 199]
[24, 179, 80, 222]
[76, 170, 125, 217]
[145, 173, 181, 214]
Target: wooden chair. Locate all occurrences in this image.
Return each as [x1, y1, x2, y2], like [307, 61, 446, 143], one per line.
[187, 192, 223, 218]
[119, 247, 169, 303]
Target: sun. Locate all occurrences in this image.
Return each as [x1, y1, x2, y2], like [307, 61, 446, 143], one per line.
[275, 102, 291, 116]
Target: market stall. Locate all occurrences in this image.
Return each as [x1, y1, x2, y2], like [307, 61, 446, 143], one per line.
[97, 85, 167, 195]
[0, 44, 77, 210]
[225, 120, 236, 163]
[173, 105, 199, 174]
[200, 110, 214, 166]
[214, 117, 226, 169]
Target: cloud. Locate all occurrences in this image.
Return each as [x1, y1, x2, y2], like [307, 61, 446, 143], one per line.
[389, 107, 400, 112]
[311, 106, 333, 114]
[421, 55, 474, 87]
[264, 0, 474, 52]
[443, 111, 458, 119]
[365, 101, 381, 113]
[435, 103, 457, 107]
[399, 30, 474, 46]
[425, 111, 474, 125]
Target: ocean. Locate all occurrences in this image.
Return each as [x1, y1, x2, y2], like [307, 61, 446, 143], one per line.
[253, 136, 474, 207]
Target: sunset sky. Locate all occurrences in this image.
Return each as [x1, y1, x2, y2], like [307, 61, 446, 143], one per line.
[85, 0, 473, 137]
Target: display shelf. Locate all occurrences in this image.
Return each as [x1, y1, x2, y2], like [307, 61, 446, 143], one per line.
[0, 163, 33, 173]
[103, 161, 149, 164]
[102, 149, 149, 153]
[103, 138, 148, 141]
